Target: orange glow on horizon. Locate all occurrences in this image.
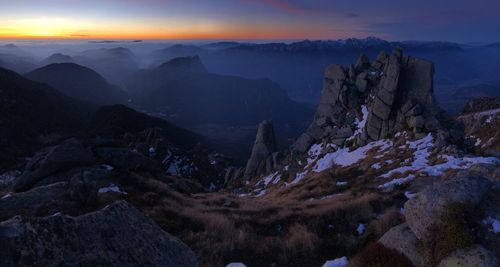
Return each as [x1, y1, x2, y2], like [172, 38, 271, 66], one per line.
[0, 16, 339, 40]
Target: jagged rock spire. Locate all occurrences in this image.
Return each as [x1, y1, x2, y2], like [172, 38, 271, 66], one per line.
[244, 120, 278, 179]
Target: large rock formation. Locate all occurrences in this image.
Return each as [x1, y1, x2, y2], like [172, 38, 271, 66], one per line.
[293, 48, 444, 153]
[244, 120, 279, 179]
[0, 201, 198, 267]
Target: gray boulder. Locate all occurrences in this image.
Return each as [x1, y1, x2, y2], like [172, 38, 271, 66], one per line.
[438, 245, 497, 267]
[379, 223, 424, 267]
[0, 201, 198, 267]
[404, 174, 493, 239]
[13, 138, 95, 192]
[0, 182, 68, 221]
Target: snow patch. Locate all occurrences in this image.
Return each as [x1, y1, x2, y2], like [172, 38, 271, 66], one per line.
[226, 263, 246, 267]
[379, 174, 415, 189]
[371, 163, 382, 169]
[404, 191, 417, 199]
[357, 223, 365, 235]
[1, 193, 13, 199]
[483, 217, 500, 233]
[336, 181, 348, 186]
[347, 105, 369, 141]
[313, 139, 392, 172]
[98, 183, 127, 195]
[322, 257, 349, 267]
[380, 134, 499, 179]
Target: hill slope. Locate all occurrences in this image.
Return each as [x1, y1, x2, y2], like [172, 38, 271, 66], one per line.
[26, 63, 127, 105]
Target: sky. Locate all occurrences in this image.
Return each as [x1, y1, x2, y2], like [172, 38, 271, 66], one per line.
[0, 0, 499, 42]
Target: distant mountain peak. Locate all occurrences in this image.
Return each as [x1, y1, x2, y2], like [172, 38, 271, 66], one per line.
[156, 56, 207, 73]
[43, 53, 74, 64]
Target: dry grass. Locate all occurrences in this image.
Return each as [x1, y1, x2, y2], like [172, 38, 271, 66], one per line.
[100, 166, 406, 266]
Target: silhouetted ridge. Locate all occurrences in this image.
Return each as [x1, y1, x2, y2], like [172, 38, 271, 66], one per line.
[26, 63, 127, 105]
[0, 67, 94, 169]
[156, 56, 207, 74]
[42, 53, 74, 64]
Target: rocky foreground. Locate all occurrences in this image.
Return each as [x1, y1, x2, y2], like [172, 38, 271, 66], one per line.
[0, 49, 499, 267]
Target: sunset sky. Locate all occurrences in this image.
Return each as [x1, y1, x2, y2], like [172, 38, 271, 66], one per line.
[1, 0, 499, 42]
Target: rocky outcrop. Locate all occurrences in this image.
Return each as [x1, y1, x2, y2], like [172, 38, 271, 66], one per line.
[379, 169, 498, 266]
[13, 139, 95, 192]
[244, 120, 279, 179]
[404, 173, 492, 239]
[0, 182, 68, 221]
[0, 201, 198, 267]
[292, 48, 444, 153]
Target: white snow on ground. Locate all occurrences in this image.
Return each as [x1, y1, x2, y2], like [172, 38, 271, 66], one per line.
[483, 217, 500, 233]
[1, 193, 12, 199]
[347, 105, 369, 141]
[404, 191, 416, 199]
[336, 181, 348, 186]
[255, 172, 281, 189]
[100, 164, 114, 171]
[313, 139, 392, 172]
[486, 116, 493, 124]
[98, 184, 127, 194]
[381, 134, 499, 179]
[475, 138, 482, 146]
[357, 223, 365, 235]
[379, 174, 415, 189]
[322, 257, 349, 267]
[226, 263, 246, 267]
[287, 170, 308, 186]
[254, 189, 268, 197]
[404, 191, 417, 199]
[272, 174, 281, 184]
[371, 163, 382, 169]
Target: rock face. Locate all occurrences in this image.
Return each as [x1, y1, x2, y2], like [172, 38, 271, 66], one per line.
[293, 48, 444, 152]
[244, 120, 278, 179]
[404, 173, 492, 239]
[0, 201, 198, 267]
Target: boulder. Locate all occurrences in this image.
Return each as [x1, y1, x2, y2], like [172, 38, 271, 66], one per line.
[379, 223, 424, 267]
[438, 245, 497, 267]
[0, 182, 68, 221]
[0, 201, 198, 267]
[13, 139, 95, 192]
[404, 174, 493, 239]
